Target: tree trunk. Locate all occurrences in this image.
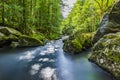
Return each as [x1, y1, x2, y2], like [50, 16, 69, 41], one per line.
[2, 0, 4, 25]
[100, 9, 103, 20]
[30, 0, 32, 28]
[23, 0, 26, 34]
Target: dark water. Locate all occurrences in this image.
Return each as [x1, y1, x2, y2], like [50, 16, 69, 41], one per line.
[0, 37, 115, 80]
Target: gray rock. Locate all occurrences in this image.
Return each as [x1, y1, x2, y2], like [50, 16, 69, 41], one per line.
[89, 32, 120, 80]
[0, 27, 43, 48]
[90, 2, 120, 80]
[93, 1, 120, 44]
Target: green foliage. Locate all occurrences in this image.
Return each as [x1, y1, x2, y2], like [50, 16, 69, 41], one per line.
[94, 0, 115, 19]
[72, 38, 83, 51]
[30, 33, 46, 42]
[72, 32, 94, 50]
[0, 0, 62, 41]
[62, 0, 115, 36]
[62, 0, 115, 53]
[63, 32, 94, 54]
[62, 0, 98, 35]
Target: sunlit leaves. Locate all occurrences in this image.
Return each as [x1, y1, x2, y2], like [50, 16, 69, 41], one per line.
[62, 0, 115, 35]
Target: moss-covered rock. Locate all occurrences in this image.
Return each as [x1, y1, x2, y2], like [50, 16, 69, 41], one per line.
[89, 1, 120, 80]
[10, 35, 43, 48]
[92, 1, 120, 44]
[0, 27, 22, 36]
[63, 32, 94, 54]
[89, 32, 120, 80]
[0, 27, 43, 48]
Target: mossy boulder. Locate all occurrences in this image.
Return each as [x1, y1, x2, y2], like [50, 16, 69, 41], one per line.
[0, 27, 22, 36]
[93, 1, 120, 44]
[10, 35, 43, 48]
[89, 32, 120, 80]
[0, 27, 43, 48]
[63, 32, 94, 54]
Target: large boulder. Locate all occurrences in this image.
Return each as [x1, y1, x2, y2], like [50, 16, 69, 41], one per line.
[90, 1, 120, 79]
[93, 1, 120, 44]
[0, 27, 22, 36]
[89, 32, 120, 80]
[63, 32, 94, 54]
[0, 27, 43, 48]
[10, 35, 43, 48]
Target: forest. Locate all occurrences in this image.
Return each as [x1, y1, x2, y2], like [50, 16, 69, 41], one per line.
[0, 0, 62, 42]
[0, 0, 120, 80]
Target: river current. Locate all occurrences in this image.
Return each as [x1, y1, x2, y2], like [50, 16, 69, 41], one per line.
[0, 37, 114, 80]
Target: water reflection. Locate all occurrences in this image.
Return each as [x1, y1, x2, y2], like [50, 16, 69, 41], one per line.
[19, 51, 35, 61]
[57, 45, 74, 80]
[57, 49, 114, 80]
[39, 67, 56, 80]
[30, 64, 41, 75]
[0, 38, 115, 80]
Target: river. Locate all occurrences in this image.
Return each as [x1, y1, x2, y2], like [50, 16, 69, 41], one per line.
[0, 37, 115, 80]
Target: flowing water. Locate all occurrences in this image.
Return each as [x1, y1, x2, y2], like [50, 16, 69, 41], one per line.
[0, 37, 115, 80]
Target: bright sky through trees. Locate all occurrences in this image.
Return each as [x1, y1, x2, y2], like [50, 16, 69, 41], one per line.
[62, 0, 76, 18]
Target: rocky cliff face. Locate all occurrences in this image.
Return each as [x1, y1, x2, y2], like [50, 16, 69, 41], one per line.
[90, 32, 120, 79]
[90, 1, 120, 80]
[92, 1, 120, 44]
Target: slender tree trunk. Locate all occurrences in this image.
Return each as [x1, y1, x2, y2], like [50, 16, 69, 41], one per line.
[100, 9, 103, 20]
[106, 0, 109, 8]
[23, 0, 26, 33]
[2, 0, 4, 25]
[100, 0, 103, 20]
[30, 0, 32, 28]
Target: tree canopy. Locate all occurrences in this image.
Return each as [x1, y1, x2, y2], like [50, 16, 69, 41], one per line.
[62, 0, 115, 35]
[0, 0, 62, 40]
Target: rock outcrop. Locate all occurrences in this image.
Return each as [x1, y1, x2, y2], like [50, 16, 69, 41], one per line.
[63, 32, 94, 54]
[92, 1, 120, 44]
[89, 32, 120, 80]
[90, 1, 120, 80]
[0, 27, 43, 48]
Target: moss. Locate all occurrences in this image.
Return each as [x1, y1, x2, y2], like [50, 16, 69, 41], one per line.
[30, 33, 46, 42]
[0, 27, 44, 48]
[72, 39, 82, 51]
[0, 27, 22, 36]
[89, 32, 120, 80]
[0, 32, 5, 36]
[17, 35, 43, 47]
[63, 32, 94, 54]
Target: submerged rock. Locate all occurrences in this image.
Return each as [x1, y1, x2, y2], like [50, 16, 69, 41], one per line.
[0, 27, 43, 48]
[93, 1, 120, 44]
[89, 32, 120, 80]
